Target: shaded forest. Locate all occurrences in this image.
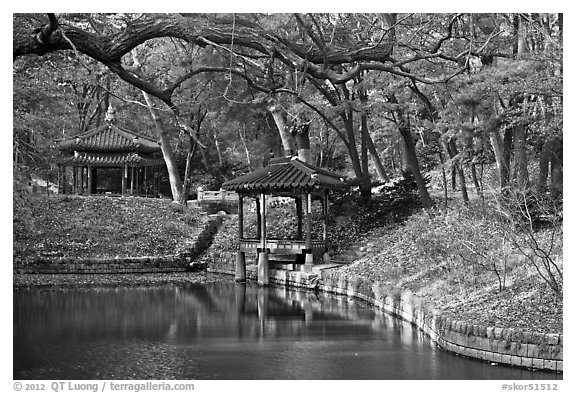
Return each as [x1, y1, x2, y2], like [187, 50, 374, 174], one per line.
[13, 13, 562, 202]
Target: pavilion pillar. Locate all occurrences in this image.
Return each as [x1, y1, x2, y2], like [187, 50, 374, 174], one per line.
[235, 194, 246, 283]
[257, 192, 269, 285]
[156, 169, 161, 196]
[61, 165, 67, 194]
[122, 165, 128, 195]
[295, 196, 303, 240]
[255, 196, 262, 240]
[136, 167, 140, 195]
[144, 167, 148, 196]
[80, 167, 86, 195]
[303, 192, 314, 272]
[130, 167, 135, 195]
[57, 165, 62, 194]
[87, 166, 93, 195]
[92, 168, 98, 194]
[72, 166, 78, 194]
[322, 190, 331, 263]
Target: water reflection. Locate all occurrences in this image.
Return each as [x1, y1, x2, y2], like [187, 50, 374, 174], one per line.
[14, 282, 560, 380]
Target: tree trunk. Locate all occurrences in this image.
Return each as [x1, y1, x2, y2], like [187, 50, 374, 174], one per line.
[437, 146, 449, 209]
[366, 129, 390, 182]
[513, 14, 526, 60]
[398, 124, 433, 208]
[179, 135, 195, 206]
[238, 127, 252, 170]
[464, 132, 483, 198]
[292, 116, 312, 164]
[360, 111, 371, 201]
[489, 128, 513, 190]
[398, 137, 411, 172]
[140, 91, 182, 202]
[132, 50, 182, 202]
[513, 124, 529, 189]
[214, 129, 223, 167]
[550, 139, 563, 199]
[343, 115, 363, 178]
[538, 137, 563, 198]
[268, 104, 296, 157]
[470, 164, 482, 198]
[517, 14, 526, 59]
[537, 137, 563, 193]
[443, 137, 469, 203]
[342, 112, 371, 201]
[388, 93, 433, 208]
[359, 86, 390, 183]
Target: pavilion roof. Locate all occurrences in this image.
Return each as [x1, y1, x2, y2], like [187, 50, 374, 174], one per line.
[57, 121, 160, 153]
[59, 152, 164, 167]
[222, 157, 348, 193]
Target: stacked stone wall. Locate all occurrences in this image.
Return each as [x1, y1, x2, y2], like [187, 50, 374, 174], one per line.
[318, 270, 562, 373]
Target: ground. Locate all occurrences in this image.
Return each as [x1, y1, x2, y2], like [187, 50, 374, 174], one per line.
[335, 219, 562, 334]
[13, 194, 210, 262]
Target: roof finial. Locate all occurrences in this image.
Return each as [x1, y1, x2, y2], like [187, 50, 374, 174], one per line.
[105, 104, 115, 123]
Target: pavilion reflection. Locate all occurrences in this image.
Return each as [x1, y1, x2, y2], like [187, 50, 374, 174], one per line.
[14, 282, 382, 345]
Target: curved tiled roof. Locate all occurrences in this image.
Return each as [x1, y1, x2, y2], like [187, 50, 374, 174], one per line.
[58, 121, 160, 153]
[60, 152, 164, 167]
[222, 157, 348, 193]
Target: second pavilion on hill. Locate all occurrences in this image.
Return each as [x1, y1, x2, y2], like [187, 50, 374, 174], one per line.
[56, 106, 165, 197]
[222, 156, 348, 285]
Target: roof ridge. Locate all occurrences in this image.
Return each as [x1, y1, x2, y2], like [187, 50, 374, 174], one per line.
[290, 158, 317, 176]
[67, 124, 107, 140]
[112, 123, 157, 142]
[223, 158, 347, 192]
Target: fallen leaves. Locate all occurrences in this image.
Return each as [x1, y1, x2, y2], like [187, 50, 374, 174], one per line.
[13, 195, 210, 261]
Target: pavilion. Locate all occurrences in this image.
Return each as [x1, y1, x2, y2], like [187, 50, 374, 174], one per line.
[222, 156, 348, 285]
[57, 107, 165, 196]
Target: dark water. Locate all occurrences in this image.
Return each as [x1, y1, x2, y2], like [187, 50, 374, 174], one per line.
[14, 282, 560, 380]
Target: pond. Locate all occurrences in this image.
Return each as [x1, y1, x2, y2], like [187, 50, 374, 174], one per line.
[14, 281, 560, 380]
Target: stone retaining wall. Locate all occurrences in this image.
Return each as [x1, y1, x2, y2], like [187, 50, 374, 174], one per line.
[14, 215, 224, 274]
[206, 250, 239, 275]
[245, 265, 320, 289]
[318, 270, 562, 373]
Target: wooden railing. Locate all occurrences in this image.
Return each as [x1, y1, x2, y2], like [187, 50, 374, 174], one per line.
[197, 188, 239, 202]
[239, 239, 326, 254]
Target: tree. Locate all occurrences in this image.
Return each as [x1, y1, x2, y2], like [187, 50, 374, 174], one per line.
[15, 13, 540, 206]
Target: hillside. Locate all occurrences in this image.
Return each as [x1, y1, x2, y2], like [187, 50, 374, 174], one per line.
[13, 194, 210, 262]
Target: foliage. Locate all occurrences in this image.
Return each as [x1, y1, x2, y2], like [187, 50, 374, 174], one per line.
[337, 197, 561, 332]
[494, 188, 563, 294]
[13, 13, 563, 206]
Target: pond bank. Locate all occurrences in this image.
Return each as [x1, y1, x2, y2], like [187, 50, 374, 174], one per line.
[12, 272, 232, 291]
[207, 262, 562, 373]
[13, 265, 562, 373]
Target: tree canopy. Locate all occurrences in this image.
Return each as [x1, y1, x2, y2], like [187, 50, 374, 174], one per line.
[13, 13, 563, 206]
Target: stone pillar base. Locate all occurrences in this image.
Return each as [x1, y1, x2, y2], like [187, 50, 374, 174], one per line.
[303, 253, 314, 273]
[235, 251, 246, 283]
[258, 252, 269, 285]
